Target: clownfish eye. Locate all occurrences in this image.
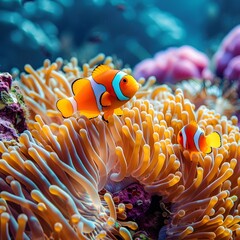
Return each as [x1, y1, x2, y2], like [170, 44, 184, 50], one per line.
[179, 132, 182, 137]
[123, 78, 127, 83]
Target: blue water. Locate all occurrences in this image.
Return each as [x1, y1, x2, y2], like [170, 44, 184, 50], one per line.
[0, 0, 239, 71]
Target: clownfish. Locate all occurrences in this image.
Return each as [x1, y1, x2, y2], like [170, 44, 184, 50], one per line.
[177, 121, 222, 156]
[56, 64, 139, 121]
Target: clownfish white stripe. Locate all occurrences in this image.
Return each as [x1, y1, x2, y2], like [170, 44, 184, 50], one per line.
[69, 97, 78, 113]
[112, 72, 129, 101]
[182, 126, 187, 149]
[193, 128, 203, 152]
[89, 76, 106, 111]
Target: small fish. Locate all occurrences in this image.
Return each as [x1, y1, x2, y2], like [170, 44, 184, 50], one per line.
[40, 45, 52, 59]
[177, 121, 222, 156]
[116, 4, 126, 12]
[21, 0, 34, 4]
[87, 31, 105, 44]
[56, 64, 139, 121]
[87, 34, 103, 44]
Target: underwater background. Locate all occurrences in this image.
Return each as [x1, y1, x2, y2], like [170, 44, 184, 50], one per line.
[1, 1, 240, 240]
[1, 0, 240, 71]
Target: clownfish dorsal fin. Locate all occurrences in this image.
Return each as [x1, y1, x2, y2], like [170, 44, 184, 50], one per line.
[189, 120, 198, 127]
[92, 64, 112, 79]
[71, 78, 89, 95]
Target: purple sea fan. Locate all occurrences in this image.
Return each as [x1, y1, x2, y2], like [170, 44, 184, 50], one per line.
[133, 46, 210, 83]
[214, 25, 240, 77]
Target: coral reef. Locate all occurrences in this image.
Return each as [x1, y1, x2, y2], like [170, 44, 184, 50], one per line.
[0, 55, 239, 240]
[0, 72, 27, 141]
[133, 46, 211, 83]
[133, 26, 240, 123]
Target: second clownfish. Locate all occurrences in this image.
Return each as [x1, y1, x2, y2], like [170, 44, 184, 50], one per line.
[177, 121, 222, 156]
[56, 65, 139, 121]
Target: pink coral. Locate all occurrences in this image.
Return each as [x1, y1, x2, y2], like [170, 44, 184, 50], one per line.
[133, 46, 211, 83]
[224, 56, 240, 81]
[214, 25, 240, 77]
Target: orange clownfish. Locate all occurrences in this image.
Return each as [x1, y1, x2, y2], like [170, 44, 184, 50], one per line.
[56, 64, 139, 121]
[177, 122, 222, 156]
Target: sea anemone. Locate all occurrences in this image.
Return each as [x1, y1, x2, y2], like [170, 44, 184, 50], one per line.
[0, 54, 240, 239]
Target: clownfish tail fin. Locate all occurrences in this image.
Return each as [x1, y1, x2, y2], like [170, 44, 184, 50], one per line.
[56, 97, 76, 118]
[205, 146, 212, 154]
[206, 131, 222, 149]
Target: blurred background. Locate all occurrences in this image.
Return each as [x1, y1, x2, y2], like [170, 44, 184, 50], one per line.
[0, 0, 240, 72]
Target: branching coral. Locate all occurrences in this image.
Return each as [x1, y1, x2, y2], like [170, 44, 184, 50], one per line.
[1, 55, 240, 239]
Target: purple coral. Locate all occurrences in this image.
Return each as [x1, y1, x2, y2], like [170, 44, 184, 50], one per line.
[214, 25, 240, 78]
[113, 183, 151, 220]
[0, 72, 12, 91]
[133, 46, 211, 83]
[0, 119, 18, 140]
[0, 73, 27, 141]
[112, 183, 168, 239]
[224, 56, 240, 81]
